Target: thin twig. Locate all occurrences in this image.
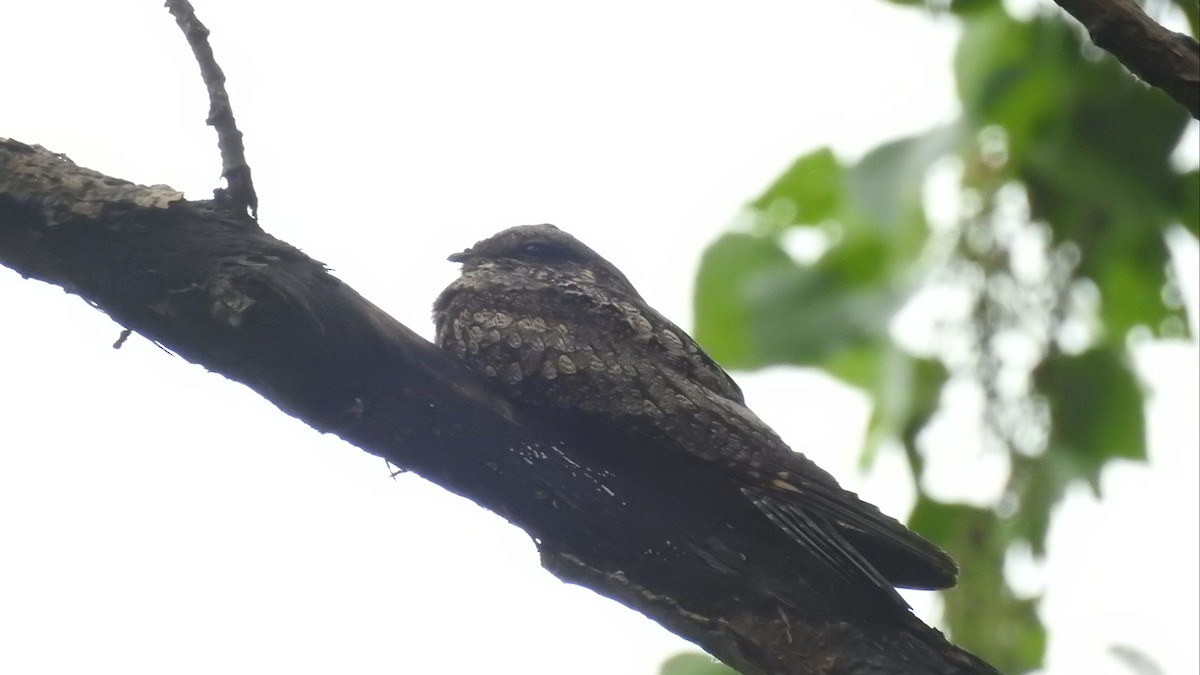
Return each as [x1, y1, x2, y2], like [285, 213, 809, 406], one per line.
[165, 0, 259, 218]
[1054, 0, 1200, 119]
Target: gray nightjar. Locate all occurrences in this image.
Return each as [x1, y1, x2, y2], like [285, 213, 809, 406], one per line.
[433, 223, 957, 607]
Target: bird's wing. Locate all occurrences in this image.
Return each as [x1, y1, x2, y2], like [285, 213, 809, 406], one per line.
[739, 485, 911, 608]
[742, 447, 959, 592]
[689, 379, 958, 595]
[612, 312, 960, 596]
[450, 291, 957, 601]
[572, 290, 746, 404]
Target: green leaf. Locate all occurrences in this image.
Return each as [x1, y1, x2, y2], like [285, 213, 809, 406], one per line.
[1177, 169, 1199, 237]
[847, 124, 960, 232]
[909, 498, 1046, 673]
[895, 355, 949, 468]
[694, 229, 910, 369]
[1034, 347, 1147, 493]
[1089, 233, 1178, 340]
[821, 342, 884, 392]
[693, 232, 793, 368]
[955, 9, 1066, 150]
[1008, 454, 1072, 555]
[825, 345, 948, 470]
[659, 653, 739, 675]
[907, 496, 976, 548]
[950, 0, 998, 15]
[750, 147, 843, 231]
[743, 236, 902, 365]
[844, 124, 961, 267]
[1019, 50, 1188, 243]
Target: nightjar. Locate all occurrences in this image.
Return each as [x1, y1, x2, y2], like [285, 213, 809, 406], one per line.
[433, 224, 956, 607]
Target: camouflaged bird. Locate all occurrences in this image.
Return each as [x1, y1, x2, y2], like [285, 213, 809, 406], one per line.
[433, 224, 957, 608]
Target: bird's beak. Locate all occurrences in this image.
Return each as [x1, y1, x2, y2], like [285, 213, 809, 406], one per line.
[447, 249, 471, 263]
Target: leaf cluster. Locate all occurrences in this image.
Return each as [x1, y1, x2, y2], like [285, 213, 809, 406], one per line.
[690, 2, 1196, 671]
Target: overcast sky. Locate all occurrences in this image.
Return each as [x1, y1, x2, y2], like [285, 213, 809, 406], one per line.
[2, 2, 1197, 674]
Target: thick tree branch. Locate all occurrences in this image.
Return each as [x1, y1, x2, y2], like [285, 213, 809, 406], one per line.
[1054, 0, 1200, 118]
[0, 138, 997, 674]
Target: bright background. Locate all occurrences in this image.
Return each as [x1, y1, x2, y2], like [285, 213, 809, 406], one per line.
[1, 1, 1196, 674]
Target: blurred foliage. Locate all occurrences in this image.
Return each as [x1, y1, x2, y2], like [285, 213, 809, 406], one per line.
[659, 653, 740, 675]
[690, 0, 1197, 672]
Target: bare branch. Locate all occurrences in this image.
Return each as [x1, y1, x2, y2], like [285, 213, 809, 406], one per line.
[165, 0, 259, 216]
[1054, 0, 1200, 118]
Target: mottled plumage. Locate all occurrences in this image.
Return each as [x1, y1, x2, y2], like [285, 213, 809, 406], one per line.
[433, 224, 957, 607]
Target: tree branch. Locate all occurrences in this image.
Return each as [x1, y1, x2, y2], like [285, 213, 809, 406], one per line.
[165, 0, 259, 216]
[0, 137, 997, 674]
[1053, 0, 1200, 118]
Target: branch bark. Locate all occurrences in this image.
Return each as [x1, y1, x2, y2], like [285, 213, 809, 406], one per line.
[0, 138, 997, 674]
[1053, 0, 1200, 118]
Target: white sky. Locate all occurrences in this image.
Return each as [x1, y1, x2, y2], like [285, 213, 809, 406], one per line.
[1, 2, 1196, 674]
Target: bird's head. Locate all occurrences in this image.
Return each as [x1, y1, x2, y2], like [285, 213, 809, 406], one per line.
[448, 224, 639, 296]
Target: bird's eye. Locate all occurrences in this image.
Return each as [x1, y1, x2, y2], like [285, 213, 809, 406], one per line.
[519, 241, 561, 258]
